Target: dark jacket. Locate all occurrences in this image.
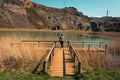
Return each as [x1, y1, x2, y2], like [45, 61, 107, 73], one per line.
[59, 35, 64, 41]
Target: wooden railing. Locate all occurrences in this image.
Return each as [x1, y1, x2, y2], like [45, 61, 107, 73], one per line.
[11, 40, 107, 74]
[71, 41, 108, 55]
[43, 42, 55, 73]
[11, 40, 54, 73]
[69, 43, 82, 74]
[70, 41, 106, 48]
[11, 40, 69, 47]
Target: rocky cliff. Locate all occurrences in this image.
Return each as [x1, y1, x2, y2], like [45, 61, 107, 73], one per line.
[0, 0, 89, 29]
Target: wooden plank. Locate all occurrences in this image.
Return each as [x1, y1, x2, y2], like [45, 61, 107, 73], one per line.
[64, 48, 75, 76]
[49, 48, 63, 76]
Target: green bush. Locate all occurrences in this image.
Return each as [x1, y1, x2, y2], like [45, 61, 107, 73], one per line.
[98, 26, 105, 32]
[0, 68, 120, 80]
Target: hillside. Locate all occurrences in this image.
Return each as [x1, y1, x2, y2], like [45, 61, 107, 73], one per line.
[0, 0, 89, 29]
[90, 17, 120, 32]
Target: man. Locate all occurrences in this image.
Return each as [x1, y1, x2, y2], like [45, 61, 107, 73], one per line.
[59, 34, 64, 48]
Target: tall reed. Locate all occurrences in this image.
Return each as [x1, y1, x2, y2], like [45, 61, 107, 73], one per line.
[74, 40, 120, 71]
[0, 36, 52, 72]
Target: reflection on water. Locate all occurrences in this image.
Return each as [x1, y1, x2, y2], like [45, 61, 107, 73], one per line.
[0, 31, 112, 43]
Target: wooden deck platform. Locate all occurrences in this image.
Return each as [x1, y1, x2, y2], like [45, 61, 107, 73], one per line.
[75, 48, 106, 52]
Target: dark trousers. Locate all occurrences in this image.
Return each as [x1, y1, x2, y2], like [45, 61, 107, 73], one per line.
[60, 41, 64, 48]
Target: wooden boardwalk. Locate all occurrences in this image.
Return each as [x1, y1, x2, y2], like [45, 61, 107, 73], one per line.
[49, 48, 64, 76]
[11, 40, 107, 76]
[64, 48, 75, 76]
[49, 48, 75, 76]
[48, 46, 107, 76]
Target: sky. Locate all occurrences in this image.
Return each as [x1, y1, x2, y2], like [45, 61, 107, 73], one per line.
[30, 0, 120, 17]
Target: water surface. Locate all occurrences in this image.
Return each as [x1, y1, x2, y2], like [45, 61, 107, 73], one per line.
[0, 31, 112, 43]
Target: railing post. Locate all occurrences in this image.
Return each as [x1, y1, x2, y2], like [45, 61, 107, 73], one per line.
[50, 54, 51, 63]
[78, 62, 82, 74]
[43, 61, 47, 73]
[11, 43, 13, 47]
[38, 41, 40, 47]
[54, 41, 56, 47]
[105, 44, 108, 53]
[74, 52, 75, 62]
[105, 44, 108, 64]
[105, 44, 108, 57]
[53, 47, 54, 56]
[99, 42, 102, 48]
[63, 50, 66, 76]
[67, 41, 69, 48]
[82, 42, 84, 48]
[20, 41, 22, 47]
[69, 44, 72, 53]
[88, 44, 90, 51]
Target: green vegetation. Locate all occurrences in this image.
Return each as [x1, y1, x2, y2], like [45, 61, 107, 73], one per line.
[0, 68, 120, 80]
[98, 26, 105, 32]
[0, 70, 74, 80]
[78, 68, 120, 80]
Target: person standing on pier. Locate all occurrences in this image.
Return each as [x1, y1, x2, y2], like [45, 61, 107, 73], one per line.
[59, 34, 64, 48]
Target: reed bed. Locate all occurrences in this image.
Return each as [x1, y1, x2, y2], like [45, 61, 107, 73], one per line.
[0, 36, 53, 72]
[73, 41, 120, 71]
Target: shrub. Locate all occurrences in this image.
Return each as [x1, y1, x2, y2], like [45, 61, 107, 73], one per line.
[98, 26, 105, 32]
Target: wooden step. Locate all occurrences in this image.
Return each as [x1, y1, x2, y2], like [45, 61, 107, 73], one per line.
[64, 49, 75, 76]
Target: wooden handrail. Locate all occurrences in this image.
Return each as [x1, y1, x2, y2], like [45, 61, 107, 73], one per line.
[45, 43, 55, 62]
[70, 44, 81, 62]
[10, 40, 107, 74]
[43, 42, 55, 73]
[11, 40, 105, 48]
[20, 40, 105, 44]
[21, 40, 69, 43]
[70, 41, 105, 44]
[12, 40, 105, 44]
[71, 42, 106, 48]
[69, 43, 82, 74]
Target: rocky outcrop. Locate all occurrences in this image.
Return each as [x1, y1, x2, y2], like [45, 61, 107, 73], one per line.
[0, 4, 33, 28]
[90, 17, 120, 32]
[0, 0, 90, 29]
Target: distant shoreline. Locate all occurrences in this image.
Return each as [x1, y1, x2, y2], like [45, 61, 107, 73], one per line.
[0, 29, 120, 37]
[88, 32, 120, 38]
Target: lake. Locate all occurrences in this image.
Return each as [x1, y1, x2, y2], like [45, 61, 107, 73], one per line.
[0, 30, 113, 43]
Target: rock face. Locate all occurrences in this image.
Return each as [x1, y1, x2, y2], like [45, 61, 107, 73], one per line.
[90, 17, 120, 32]
[0, 0, 90, 29]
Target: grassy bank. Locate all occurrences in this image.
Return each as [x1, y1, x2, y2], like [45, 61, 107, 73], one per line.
[0, 68, 120, 80]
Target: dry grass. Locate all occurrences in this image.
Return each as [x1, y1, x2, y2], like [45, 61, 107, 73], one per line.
[110, 39, 120, 56]
[76, 51, 108, 70]
[0, 36, 53, 72]
[74, 41, 120, 71]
